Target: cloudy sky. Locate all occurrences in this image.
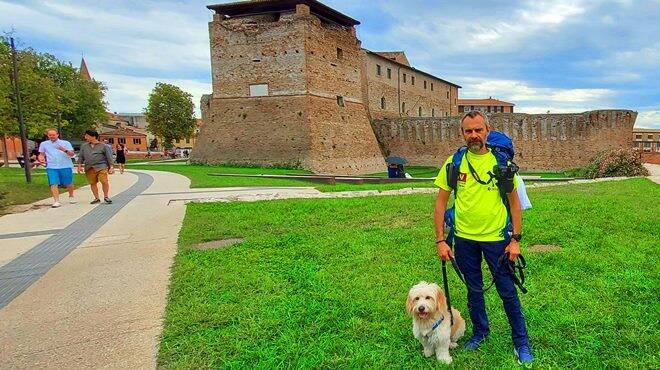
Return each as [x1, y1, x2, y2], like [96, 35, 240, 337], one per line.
[2, 0, 659, 128]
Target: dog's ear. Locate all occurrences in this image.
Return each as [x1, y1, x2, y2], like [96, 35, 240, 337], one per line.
[406, 292, 414, 315]
[434, 284, 448, 313]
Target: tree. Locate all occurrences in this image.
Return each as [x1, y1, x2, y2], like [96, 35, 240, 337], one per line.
[144, 83, 196, 147]
[0, 36, 107, 164]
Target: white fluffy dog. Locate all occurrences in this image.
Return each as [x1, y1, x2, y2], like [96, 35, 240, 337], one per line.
[406, 281, 465, 364]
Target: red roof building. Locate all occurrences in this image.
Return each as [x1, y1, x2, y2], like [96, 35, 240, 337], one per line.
[458, 97, 515, 113]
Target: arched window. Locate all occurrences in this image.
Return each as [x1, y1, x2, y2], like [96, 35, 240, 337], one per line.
[402, 102, 406, 114]
[381, 97, 386, 109]
[419, 107, 422, 117]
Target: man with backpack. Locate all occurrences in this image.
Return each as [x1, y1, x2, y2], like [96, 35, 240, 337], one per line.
[433, 111, 533, 365]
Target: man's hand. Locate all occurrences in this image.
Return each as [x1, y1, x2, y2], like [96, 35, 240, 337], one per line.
[77, 165, 83, 174]
[505, 240, 520, 262]
[108, 166, 114, 174]
[436, 241, 453, 261]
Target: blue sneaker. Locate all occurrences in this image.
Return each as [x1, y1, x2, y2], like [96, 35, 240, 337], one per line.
[463, 334, 488, 350]
[514, 345, 534, 366]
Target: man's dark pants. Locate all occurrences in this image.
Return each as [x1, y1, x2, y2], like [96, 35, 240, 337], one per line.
[454, 235, 530, 348]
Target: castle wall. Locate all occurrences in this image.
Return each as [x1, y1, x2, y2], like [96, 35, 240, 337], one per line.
[365, 54, 458, 120]
[371, 110, 637, 171]
[193, 5, 385, 175]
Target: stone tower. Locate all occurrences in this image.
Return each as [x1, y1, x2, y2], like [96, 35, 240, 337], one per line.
[193, 0, 386, 175]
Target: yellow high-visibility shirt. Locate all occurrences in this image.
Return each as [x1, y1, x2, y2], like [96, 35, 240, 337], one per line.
[435, 149, 518, 242]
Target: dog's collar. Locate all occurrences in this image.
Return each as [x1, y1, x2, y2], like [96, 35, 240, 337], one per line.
[423, 315, 445, 338]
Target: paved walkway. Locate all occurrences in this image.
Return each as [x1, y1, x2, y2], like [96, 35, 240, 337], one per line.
[644, 163, 660, 184]
[0, 170, 320, 368]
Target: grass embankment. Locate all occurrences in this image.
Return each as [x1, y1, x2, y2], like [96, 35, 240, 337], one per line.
[127, 163, 568, 193]
[0, 168, 87, 215]
[159, 178, 659, 368]
[127, 164, 439, 192]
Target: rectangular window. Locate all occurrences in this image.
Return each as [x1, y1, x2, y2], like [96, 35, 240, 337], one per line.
[337, 96, 345, 107]
[445, 111, 449, 116]
[387, 68, 392, 79]
[380, 97, 386, 109]
[487, 106, 491, 113]
[186, 138, 191, 144]
[431, 83, 434, 91]
[133, 138, 141, 145]
[423, 81, 427, 89]
[403, 73, 407, 83]
[336, 47, 343, 60]
[118, 138, 126, 144]
[446, 91, 450, 99]
[249, 83, 268, 97]
[411, 76, 415, 85]
[376, 64, 381, 76]
[418, 107, 422, 117]
[432, 108, 435, 117]
[402, 102, 406, 113]
[648, 134, 654, 140]
[108, 138, 114, 144]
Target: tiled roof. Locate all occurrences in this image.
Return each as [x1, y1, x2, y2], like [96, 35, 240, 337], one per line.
[100, 127, 146, 137]
[458, 98, 515, 106]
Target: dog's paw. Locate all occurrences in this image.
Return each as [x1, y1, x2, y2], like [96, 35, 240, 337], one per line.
[449, 342, 458, 349]
[436, 355, 453, 364]
[423, 347, 434, 357]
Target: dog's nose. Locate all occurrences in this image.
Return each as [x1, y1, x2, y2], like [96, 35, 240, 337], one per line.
[418, 306, 425, 312]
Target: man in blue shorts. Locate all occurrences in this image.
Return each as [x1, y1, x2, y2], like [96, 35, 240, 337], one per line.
[38, 128, 76, 208]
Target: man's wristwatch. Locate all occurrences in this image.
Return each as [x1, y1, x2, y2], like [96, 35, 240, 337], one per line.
[511, 233, 522, 242]
[435, 239, 446, 245]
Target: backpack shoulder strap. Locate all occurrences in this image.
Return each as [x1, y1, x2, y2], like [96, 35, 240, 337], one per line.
[446, 146, 467, 190]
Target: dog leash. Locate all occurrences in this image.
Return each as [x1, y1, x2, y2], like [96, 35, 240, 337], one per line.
[441, 252, 528, 328]
[449, 252, 528, 294]
[441, 260, 454, 326]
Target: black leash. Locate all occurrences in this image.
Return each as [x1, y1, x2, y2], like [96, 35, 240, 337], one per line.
[441, 260, 454, 325]
[449, 252, 528, 294]
[441, 251, 528, 326]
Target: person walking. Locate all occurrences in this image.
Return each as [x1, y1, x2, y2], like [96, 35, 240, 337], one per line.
[77, 130, 114, 204]
[433, 111, 533, 365]
[38, 128, 76, 208]
[116, 143, 126, 174]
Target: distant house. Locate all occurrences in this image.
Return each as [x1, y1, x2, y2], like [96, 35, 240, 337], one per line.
[99, 126, 147, 152]
[633, 128, 660, 153]
[458, 97, 515, 113]
[165, 119, 204, 150]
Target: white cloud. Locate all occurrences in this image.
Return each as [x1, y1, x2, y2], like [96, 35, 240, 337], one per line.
[635, 110, 660, 129]
[95, 73, 211, 116]
[459, 77, 614, 105]
[377, 0, 588, 57]
[0, 1, 212, 72]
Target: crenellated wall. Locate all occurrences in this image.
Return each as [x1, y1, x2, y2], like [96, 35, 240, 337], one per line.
[371, 110, 637, 171]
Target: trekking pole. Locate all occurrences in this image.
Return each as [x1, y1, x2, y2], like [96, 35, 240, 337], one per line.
[442, 260, 454, 325]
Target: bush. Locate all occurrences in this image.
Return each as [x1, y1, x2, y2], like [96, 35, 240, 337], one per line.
[583, 148, 650, 179]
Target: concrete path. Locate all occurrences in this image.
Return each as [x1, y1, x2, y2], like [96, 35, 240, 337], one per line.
[0, 170, 322, 369]
[644, 163, 660, 184]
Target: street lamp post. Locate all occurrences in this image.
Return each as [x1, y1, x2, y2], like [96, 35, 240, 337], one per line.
[9, 37, 31, 183]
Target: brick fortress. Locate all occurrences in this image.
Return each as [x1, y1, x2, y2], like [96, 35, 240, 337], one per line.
[193, 0, 636, 174]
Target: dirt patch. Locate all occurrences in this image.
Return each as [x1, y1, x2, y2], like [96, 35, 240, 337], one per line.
[191, 238, 245, 251]
[527, 244, 562, 253]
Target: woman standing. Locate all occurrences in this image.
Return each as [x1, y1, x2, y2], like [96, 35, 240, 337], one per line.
[116, 143, 126, 174]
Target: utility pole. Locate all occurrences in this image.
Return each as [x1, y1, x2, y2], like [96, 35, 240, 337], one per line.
[9, 37, 31, 183]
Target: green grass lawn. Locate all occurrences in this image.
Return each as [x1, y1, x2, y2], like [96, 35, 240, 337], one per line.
[159, 178, 659, 368]
[128, 163, 438, 192]
[0, 167, 87, 215]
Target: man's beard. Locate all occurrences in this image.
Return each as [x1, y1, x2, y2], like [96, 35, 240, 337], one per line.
[468, 140, 484, 153]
